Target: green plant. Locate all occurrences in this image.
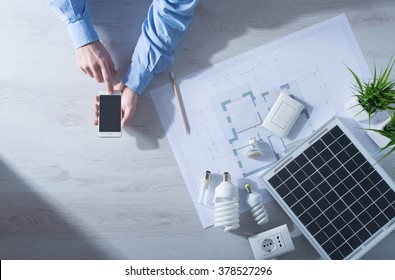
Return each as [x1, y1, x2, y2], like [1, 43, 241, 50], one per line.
[347, 58, 395, 120]
[368, 113, 395, 161]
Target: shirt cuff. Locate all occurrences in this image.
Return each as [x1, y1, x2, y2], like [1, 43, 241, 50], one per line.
[67, 17, 100, 49]
[121, 61, 155, 95]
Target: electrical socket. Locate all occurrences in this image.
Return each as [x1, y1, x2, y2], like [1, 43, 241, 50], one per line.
[249, 224, 295, 259]
[261, 232, 285, 253]
[261, 238, 275, 253]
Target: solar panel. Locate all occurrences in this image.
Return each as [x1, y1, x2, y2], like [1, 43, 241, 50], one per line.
[260, 117, 395, 259]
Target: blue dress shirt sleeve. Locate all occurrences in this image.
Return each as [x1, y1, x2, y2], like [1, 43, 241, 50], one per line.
[48, 0, 198, 95]
[122, 0, 198, 95]
[48, 0, 100, 48]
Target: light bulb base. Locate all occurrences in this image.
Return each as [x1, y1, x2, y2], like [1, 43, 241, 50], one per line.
[223, 172, 231, 182]
[245, 183, 254, 193]
[202, 170, 212, 183]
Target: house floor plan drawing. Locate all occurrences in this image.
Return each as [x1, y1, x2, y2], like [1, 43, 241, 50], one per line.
[150, 15, 372, 228]
[209, 61, 331, 178]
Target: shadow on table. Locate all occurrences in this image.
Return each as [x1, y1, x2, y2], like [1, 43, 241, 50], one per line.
[0, 156, 110, 259]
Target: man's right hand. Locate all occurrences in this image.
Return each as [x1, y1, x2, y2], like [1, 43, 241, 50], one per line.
[94, 83, 139, 128]
[76, 41, 116, 93]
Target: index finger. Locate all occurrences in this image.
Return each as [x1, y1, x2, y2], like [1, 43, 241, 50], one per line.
[101, 62, 114, 94]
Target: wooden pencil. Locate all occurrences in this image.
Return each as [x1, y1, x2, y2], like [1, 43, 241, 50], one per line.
[170, 72, 190, 134]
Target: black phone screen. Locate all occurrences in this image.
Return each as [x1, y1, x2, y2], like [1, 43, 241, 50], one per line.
[99, 95, 121, 132]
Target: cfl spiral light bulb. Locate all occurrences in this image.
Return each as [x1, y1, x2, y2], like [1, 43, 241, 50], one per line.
[214, 172, 240, 232]
[245, 183, 269, 225]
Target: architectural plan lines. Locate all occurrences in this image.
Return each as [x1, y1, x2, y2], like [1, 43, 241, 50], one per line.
[150, 15, 372, 228]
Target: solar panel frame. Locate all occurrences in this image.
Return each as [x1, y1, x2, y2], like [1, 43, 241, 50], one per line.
[260, 117, 395, 260]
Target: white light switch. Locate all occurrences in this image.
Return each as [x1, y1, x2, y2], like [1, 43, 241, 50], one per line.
[262, 92, 304, 138]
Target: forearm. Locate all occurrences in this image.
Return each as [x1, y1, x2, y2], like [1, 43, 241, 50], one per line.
[122, 0, 199, 95]
[48, 0, 99, 48]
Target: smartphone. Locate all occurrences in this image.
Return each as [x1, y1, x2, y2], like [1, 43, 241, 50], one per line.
[98, 90, 122, 138]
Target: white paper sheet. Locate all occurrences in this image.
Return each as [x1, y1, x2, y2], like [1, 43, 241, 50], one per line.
[150, 14, 378, 228]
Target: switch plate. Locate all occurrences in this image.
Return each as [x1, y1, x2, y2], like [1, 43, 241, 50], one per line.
[262, 92, 304, 138]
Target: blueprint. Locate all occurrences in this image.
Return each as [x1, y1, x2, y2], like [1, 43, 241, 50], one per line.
[150, 14, 373, 228]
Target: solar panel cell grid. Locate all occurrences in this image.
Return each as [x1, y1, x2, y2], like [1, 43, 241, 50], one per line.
[264, 123, 395, 259]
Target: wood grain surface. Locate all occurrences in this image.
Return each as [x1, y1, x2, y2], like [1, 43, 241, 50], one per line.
[0, 0, 394, 259]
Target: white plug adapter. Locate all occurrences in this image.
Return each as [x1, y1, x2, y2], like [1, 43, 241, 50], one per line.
[248, 224, 295, 259]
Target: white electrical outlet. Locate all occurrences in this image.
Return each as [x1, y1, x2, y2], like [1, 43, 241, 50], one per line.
[249, 224, 295, 259]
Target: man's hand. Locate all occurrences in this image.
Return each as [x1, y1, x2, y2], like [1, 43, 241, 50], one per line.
[94, 84, 139, 128]
[76, 41, 116, 93]
[120, 85, 139, 127]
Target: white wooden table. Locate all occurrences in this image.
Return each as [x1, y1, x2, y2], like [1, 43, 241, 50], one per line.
[0, 0, 394, 259]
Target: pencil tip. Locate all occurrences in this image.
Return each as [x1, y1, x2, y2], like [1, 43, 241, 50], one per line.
[169, 71, 174, 79]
